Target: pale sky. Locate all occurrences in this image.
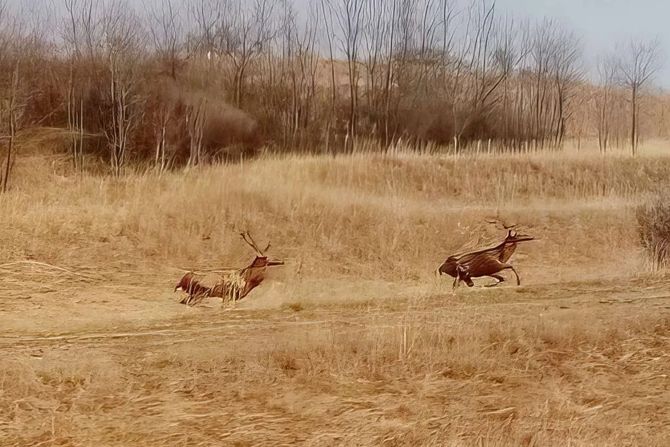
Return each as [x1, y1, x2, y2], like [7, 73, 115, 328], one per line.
[300, 0, 670, 86]
[493, 0, 668, 80]
[11, 0, 670, 86]
[286, 0, 668, 86]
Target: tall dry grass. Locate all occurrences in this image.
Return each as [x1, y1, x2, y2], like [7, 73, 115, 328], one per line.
[1, 144, 666, 283]
[637, 190, 670, 269]
[2, 143, 670, 446]
[2, 294, 669, 446]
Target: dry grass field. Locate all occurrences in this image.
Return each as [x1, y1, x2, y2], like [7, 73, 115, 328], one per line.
[1, 140, 670, 446]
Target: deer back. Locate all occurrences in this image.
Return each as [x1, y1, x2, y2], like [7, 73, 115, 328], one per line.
[456, 241, 506, 263]
[498, 242, 518, 263]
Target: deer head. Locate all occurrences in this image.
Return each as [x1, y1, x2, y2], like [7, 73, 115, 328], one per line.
[487, 218, 534, 243]
[240, 231, 285, 266]
[505, 229, 534, 243]
[486, 218, 517, 231]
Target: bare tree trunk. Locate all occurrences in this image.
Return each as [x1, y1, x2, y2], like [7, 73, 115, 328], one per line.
[320, 0, 337, 146]
[187, 100, 206, 167]
[67, 64, 86, 173]
[2, 63, 18, 193]
[383, 0, 397, 149]
[155, 108, 170, 172]
[631, 85, 637, 155]
[614, 39, 662, 156]
[67, 64, 76, 170]
[78, 97, 85, 170]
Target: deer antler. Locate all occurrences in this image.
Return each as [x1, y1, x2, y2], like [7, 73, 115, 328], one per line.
[486, 218, 517, 231]
[240, 231, 265, 256]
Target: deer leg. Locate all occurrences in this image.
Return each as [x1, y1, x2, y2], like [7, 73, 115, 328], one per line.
[485, 274, 506, 287]
[453, 264, 466, 289]
[504, 266, 521, 286]
[464, 275, 474, 287]
[456, 265, 474, 288]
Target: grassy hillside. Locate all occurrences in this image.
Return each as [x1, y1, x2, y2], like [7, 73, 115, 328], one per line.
[2, 145, 665, 283]
[2, 142, 670, 446]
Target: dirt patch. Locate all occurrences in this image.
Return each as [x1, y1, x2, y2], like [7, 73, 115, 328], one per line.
[1, 277, 669, 446]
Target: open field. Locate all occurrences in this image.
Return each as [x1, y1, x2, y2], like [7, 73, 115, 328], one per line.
[1, 145, 670, 446]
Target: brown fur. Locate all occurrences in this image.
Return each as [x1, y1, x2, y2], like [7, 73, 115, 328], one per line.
[176, 256, 285, 306]
[175, 272, 212, 305]
[438, 230, 533, 288]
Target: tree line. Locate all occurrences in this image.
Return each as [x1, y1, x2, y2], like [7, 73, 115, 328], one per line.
[0, 0, 664, 181]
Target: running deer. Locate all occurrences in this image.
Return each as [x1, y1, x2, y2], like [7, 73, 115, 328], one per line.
[175, 232, 284, 306]
[438, 227, 534, 288]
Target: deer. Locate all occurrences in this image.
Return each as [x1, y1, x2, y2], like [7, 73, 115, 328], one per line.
[175, 231, 284, 306]
[438, 226, 534, 289]
[174, 272, 212, 301]
[219, 232, 285, 301]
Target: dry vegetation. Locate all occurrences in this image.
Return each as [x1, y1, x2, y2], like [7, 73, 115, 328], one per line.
[0, 0, 667, 188]
[1, 139, 670, 446]
[0, 0, 669, 445]
[637, 191, 670, 270]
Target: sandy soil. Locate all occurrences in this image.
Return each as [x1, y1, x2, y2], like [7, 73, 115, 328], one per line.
[2, 273, 669, 446]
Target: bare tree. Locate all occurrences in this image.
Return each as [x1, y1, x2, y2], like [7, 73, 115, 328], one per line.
[319, 0, 338, 152]
[494, 15, 528, 149]
[100, 1, 146, 176]
[329, 0, 365, 151]
[194, 0, 277, 108]
[549, 27, 581, 148]
[144, 0, 189, 172]
[452, 1, 507, 150]
[186, 97, 206, 167]
[595, 55, 616, 152]
[62, 0, 99, 172]
[2, 62, 19, 193]
[615, 39, 663, 155]
[0, 2, 23, 192]
[361, 0, 386, 118]
[278, 1, 320, 149]
[381, 0, 400, 147]
[147, 0, 186, 80]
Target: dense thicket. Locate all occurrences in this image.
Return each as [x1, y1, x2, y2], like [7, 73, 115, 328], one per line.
[0, 0, 665, 177]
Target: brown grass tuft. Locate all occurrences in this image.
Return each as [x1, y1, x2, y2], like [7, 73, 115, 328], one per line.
[637, 190, 670, 269]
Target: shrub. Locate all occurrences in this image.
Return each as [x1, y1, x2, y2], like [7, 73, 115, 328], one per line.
[637, 191, 670, 269]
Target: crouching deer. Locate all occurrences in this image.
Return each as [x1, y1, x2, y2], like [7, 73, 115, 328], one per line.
[438, 229, 534, 288]
[175, 232, 284, 306]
